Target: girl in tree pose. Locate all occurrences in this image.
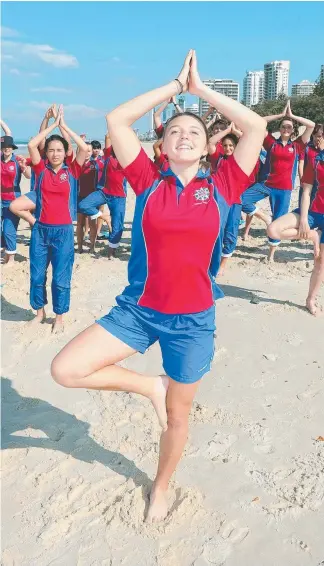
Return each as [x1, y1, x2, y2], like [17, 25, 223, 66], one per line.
[26, 106, 88, 332]
[241, 101, 315, 261]
[268, 138, 324, 315]
[51, 51, 266, 522]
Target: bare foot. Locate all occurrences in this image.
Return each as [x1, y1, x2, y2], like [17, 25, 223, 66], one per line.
[52, 319, 64, 334]
[107, 247, 116, 260]
[306, 298, 318, 316]
[27, 309, 46, 325]
[150, 375, 169, 431]
[145, 485, 168, 523]
[217, 268, 225, 277]
[3, 254, 15, 267]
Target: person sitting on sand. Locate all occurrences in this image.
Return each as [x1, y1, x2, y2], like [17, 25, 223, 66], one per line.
[267, 137, 324, 316]
[50, 50, 266, 522]
[241, 100, 315, 262]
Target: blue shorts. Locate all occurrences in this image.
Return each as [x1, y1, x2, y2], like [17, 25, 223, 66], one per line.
[96, 302, 216, 384]
[293, 209, 324, 244]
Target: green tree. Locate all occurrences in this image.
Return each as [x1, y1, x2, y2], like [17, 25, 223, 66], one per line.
[253, 93, 324, 130]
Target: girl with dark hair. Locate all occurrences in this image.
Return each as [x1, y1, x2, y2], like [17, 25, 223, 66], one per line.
[77, 142, 104, 253]
[51, 50, 266, 522]
[298, 123, 324, 206]
[78, 125, 126, 259]
[268, 137, 324, 315]
[26, 106, 88, 332]
[241, 100, 315, 261]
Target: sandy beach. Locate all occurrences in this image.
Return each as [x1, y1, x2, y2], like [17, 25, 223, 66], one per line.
[2, 144, 324, 566]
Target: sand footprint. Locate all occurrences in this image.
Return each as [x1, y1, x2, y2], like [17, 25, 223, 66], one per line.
[194, 520, 250, 565]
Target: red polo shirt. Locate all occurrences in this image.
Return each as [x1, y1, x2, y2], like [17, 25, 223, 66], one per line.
[120, 148, 249, 314]
[79, 157, 104, 199]
[32, 159, 82, 224]
[1, 154, 22, 201]
[303, 154, 324, 214]
[208, 142, 225, 171]
[97, 147, 127, 197]
[263, 133, 305, 190]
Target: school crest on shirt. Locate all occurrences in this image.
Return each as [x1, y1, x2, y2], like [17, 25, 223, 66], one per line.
[288, 147, 294, 153]
[59, 172, 68, 182]
[194, 187, 210, 202]
[9, 165, 15, 171]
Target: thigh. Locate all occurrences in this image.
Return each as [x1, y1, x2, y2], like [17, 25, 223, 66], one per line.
[270, 189, 292, 220]
[160, 308, 216, 384]
[51, 227, 75, 280]
[270, 211, 300, 232]
[30, 225, 50, 272]
[241, 183, 269, 206]
[52, 323, 138, 379]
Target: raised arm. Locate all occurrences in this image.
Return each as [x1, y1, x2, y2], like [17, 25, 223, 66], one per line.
[59, 109, 88, 167]
[263, 102, 289, 123]
[106, 51, 193, 169]
[189, 51, 266, 176]
[208, 122, 233, 154]
[38, 106, 52, 152]
[28, 112, 61, 165]
[153, 100, 170, 131]
[201, 105, 215, 124]
[0, 119, 12, 136]
[286, 100, 315, 144]
[153, 138, 163, 161]
[171, 96, 183, 114]
[52, 104, 74, 157]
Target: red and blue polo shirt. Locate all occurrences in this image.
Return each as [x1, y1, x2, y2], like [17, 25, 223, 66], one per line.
[32, 159, 82, 224]
[1, 154, 22, 202]
[208, 141, 225, 171]
[79, 157, 104, 200]
[263, 133, 305, 190]
[97, 147, 127, 198]
[117, 148, 250, 315]
[302, 151, 324, 214]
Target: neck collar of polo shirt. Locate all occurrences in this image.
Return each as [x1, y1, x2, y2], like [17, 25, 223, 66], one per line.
[45, 162, 69, 173]
[1, 153, 15, 162]
[316, 151, 324, 162]
[160, 166, 211, 180]
[278, 137, 293, 145]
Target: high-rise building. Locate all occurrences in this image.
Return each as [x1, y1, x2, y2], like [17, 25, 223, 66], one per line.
[186, 103, 199, 115]
[162, 103, 174, 123]
[264, 60, 290, 100]
[199, 79, 239, 116]
[320, 65, 324, 81]
[243, 71, 264, 106]
[177, 95, 186, 112]
[291, 80, 315, 97]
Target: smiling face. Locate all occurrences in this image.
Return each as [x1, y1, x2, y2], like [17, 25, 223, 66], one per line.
[2, 147, 13, 160]
[312, 127, 324, 149]
[163, 115, 208, 165]
[222, 136, 236, 156]
[280, 119, 294, 140]
[46, 140, 66, 167]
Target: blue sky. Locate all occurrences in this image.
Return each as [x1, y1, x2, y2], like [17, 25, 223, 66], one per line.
[2, 1, 324, 139]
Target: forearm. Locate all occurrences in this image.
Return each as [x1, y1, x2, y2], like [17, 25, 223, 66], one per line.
[22, 167, 32, 180]
[263, 113, 286, 123]
[59, 125, 73, 155]
[194, 84, 265, 133]
[300, 186, 311, 218]
[208, 126, 231, 149]
[206, 115, 216, 130]
[291, 115, 315, 128]
[174, 104, 182, 114]
[201, 106, 214, 123]
[28, 122, 57, 150]
[153, 100, 169, 128]
[60, 123, 88, 152]
[38, 116, 49, 151]
[1, 119, 12, 135]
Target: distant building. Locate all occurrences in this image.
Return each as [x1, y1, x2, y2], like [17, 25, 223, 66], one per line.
[264, 60, 290, 100]
[243, 70, 264, 106]
[321, 65, 324, 81]
[199, 79, 239, 116]
[291, 80, 315, 97]
[186, 103, 199, 115]
[177, 95, 186, 112]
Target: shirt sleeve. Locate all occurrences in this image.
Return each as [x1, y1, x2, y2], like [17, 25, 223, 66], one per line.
[65, 152, 74, 166]
[68, 160, 82, 180]
[123, 148, 160, 196]
[294, 136, 306, 157]
[212, 154, 250, 205]
[155, 125, 164, 139]
[32, 160, 46, 176]
[301, 162, 315, 186]
[104, 146, 112, 159]
[263, 133, 276, 152]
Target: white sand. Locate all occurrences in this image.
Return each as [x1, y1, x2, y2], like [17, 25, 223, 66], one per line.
[2, 144, 324, 566]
